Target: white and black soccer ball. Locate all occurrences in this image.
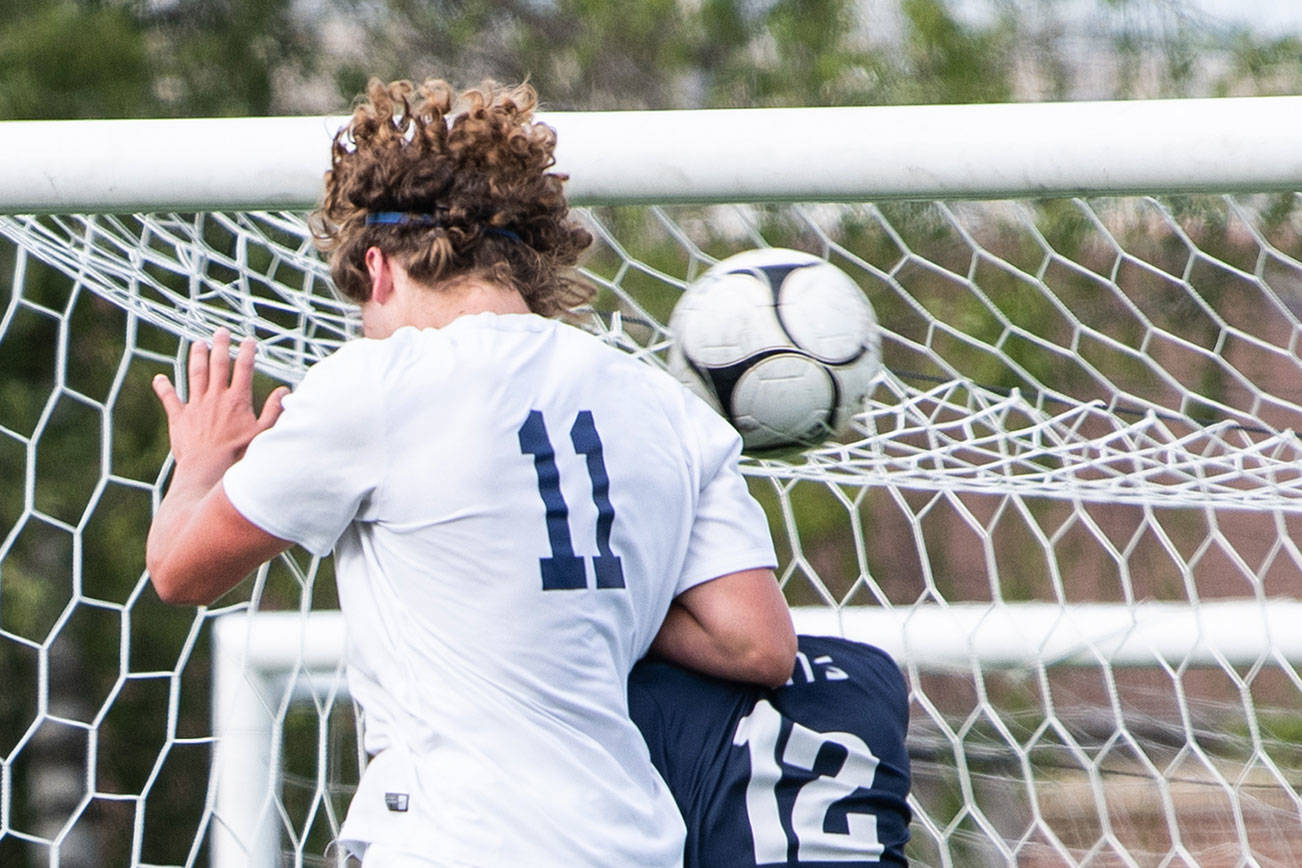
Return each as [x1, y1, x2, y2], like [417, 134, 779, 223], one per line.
[667, 248, 882, 452]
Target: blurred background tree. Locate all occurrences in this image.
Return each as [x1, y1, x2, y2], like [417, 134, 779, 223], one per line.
[5, 0, 1299, 122]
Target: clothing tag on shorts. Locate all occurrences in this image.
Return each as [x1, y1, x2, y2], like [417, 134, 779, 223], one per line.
[384, 792, 410, 812]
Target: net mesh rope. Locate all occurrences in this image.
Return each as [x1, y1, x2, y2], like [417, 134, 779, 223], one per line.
[3, 196, 1302, 866]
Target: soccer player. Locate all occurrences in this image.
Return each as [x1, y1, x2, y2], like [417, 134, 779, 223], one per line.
[629, 634, 912, 867]
[145, 78, 795, 866]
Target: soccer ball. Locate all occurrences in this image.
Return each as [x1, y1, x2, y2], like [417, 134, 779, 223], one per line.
[667, 248, 882, 452]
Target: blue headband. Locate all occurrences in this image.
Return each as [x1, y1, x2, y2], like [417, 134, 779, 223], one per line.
[364, 211, 522, 243]
[364, 211, 439, 225]
[487, 227, 523, 243]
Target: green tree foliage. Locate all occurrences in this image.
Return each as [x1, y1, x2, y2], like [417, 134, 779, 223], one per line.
[1220, 30, 1302, 96]
[346, 0, 1019, 109]
[0, 1, 151, 119]
[892, 0, 1017, 102]
[142, 0, 318, 115]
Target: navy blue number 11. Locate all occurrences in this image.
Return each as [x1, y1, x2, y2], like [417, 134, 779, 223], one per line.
[518, 410, 625, 591]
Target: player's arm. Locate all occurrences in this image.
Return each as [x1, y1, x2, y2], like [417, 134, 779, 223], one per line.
[146, 329, 292, 606]
[650, 567, 796, 688]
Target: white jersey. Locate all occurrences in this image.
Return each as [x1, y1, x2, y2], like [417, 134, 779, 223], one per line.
[223, 313, 776, 866]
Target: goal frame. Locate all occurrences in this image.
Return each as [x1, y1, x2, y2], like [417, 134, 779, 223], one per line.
[4, 96, 1302, 215]
[214, 597, 1302, 866]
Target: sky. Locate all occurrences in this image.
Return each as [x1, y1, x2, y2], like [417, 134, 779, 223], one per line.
[944, 0, 1302, 36]
[1186, 0, 1302, 33]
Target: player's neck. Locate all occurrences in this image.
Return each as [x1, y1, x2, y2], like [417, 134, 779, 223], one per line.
[412, 275, 529, 329]
[365, 270, 530, 337]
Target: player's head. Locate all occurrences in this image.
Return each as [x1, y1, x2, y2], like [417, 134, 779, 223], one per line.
[311, 77, 594, 317]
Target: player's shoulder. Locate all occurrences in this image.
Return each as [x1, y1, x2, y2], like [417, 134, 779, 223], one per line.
[629, 656, 767, 720]
[310, 329, 418, 376]
[786, 635, 906, 695]
[795, 634, 899, 669]
[545, 317, 714, 418]
[312, 332, 381, 369]
[452, 313, 657, 376]
[628, 657, 762, 752]
[311, 322, 472, 386]
[776, 635, 911, 739]
[629, 655, 755, 705]
[288, 335, 396, 406]
[450, 310, 601, 351]
[548, 317, 673, 376]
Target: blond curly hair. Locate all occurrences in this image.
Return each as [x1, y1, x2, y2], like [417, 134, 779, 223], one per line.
[311, 78, 594, 317]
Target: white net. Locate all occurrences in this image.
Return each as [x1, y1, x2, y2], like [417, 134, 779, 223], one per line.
[5, 188, 1302, 865]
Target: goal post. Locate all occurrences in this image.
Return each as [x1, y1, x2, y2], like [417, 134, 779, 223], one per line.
[6, 96, 1302, 214]
[212, 597, 1302, 866]
[4, 97, 1302, 866]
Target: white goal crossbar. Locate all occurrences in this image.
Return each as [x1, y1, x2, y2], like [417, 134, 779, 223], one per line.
[5, 96, 1302, 213]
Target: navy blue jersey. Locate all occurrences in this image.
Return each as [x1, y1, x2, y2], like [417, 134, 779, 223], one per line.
[629, 635, 911, 867]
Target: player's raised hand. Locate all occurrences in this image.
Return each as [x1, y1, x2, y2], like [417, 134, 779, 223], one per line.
[152, 328, 289, 484]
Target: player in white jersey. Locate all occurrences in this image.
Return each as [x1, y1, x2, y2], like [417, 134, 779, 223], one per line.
[145, 78, 796, 866]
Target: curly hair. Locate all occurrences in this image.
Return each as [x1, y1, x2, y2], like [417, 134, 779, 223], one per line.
[311, 78, 595, 317]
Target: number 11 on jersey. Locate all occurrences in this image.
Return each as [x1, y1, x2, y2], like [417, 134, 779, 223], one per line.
[519, 409, 625, 591]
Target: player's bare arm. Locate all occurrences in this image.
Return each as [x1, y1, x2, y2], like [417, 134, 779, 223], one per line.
[146, 327, 292, 605]
[651, 567, 796, 688]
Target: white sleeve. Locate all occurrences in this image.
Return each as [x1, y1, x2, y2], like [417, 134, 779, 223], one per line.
[222, 345, 384, 557]
[674, 392, 778, 596]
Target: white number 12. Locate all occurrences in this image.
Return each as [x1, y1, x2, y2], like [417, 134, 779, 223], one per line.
[733, 700, 884, 864]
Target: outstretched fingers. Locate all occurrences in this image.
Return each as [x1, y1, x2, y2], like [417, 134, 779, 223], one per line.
[232, 336, 287, 432]
[153, 331, 286, 473]
[187, 338, 209, 397]
[152, 374, 183, 421]
[164, 331, 275, 421]
[208, 327, 233, 395]
[229, 336, 257, 398]
[257, 386, 290, 433]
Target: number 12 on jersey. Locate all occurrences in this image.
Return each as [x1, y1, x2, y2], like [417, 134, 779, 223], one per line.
[734, 700, 884, 864]
[519, 409, 625, 591]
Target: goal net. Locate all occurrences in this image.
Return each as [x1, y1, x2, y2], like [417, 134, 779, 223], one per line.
[4, 97, 1302, 866]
